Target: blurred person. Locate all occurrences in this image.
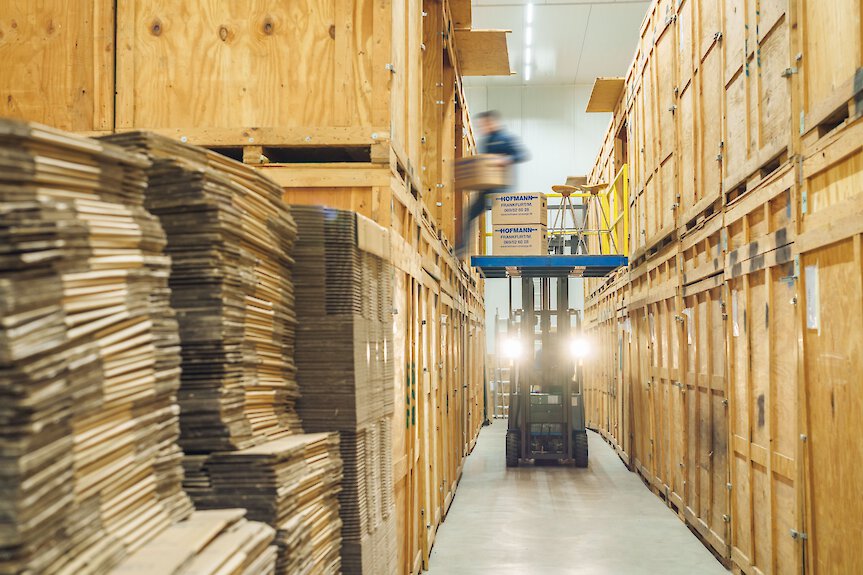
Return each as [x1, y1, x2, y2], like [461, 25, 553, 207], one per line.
[457, 110, 529, 258]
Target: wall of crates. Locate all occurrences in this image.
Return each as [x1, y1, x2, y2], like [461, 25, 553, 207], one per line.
[581, 1, 863, 573]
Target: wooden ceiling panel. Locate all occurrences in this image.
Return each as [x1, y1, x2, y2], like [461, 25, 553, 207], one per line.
[585, 77, 626, 113]
[454, 30, 512, 76]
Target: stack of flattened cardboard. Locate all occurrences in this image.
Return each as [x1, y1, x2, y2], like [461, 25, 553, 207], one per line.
[103, 132, 301, 452]
[109, 509, 277, 575]
[197, 434, 343, 575]
[291, 206, 398, 574]
[104, 134, 343, 575]
[0, 120, 201, 572]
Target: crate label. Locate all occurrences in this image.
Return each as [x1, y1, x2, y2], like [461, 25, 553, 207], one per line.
[732, 291, 740, 337]
[683, 308, 694, 345]
[649, 313, 655, 342]
[805, 264, 821, 332]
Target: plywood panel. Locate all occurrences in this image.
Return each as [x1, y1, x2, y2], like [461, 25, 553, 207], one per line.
[800, 237, 863, 575]
[0, 0, 114, 132]
[117, 0, 375, 130]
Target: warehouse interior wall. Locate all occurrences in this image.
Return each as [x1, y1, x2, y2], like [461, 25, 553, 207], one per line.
[465, 84, 610, 351]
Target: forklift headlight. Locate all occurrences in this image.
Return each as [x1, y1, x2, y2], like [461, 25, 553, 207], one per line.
[569, 338, 590, 358]
[502, 337, 522, 359]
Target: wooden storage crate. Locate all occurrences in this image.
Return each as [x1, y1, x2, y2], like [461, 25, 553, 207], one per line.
[797, 0, 863, 141]
[644, 243, 685, 510]
[725, 251, 798, 575]
[627, 265, 651, 477]
[680, 271, 729, 558]
[114, 0, 393, 147]
[796, 117, 863, 575]
[677, 0, 724, 228]
[722, 0, 793, 193]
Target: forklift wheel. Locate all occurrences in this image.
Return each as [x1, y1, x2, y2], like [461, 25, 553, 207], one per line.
[573, 431, 589, 468]
[505, 430, 520, 468]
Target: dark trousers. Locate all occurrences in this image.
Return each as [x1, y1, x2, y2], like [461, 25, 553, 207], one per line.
[457, 190, 499, 253]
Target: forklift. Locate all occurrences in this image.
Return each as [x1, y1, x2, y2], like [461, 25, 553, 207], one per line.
[502, 274, 588, 467]
[472, 182, 628, 468]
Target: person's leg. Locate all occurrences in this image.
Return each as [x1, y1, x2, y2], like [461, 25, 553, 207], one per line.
[456, 191, 489, 257]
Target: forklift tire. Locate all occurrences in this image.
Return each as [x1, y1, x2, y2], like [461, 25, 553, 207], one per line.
[505, 430, 520, 468]
[573, 431, 589, 468]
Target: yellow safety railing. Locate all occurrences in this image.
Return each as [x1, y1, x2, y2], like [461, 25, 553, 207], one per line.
[480, 163, 629, 257]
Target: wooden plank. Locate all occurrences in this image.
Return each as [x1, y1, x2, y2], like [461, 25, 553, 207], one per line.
[113, 126, 389, 148]
[585, 78, 626, 113]
[453, 30, 512, 76]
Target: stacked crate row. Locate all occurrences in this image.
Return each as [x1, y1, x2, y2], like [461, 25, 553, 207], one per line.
[0, 121, 279, 574]
[582, 0, 863, 573]
[0, 1, 489, 573]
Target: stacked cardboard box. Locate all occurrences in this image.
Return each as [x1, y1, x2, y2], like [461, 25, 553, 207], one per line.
[490, 192, 548, 255]
[291, 207, 398, 575]
[454, 154, 509, 190]
[0, 120, 276, 574]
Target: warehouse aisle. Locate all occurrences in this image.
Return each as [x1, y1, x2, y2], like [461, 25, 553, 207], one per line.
[427, 421, 728, 575]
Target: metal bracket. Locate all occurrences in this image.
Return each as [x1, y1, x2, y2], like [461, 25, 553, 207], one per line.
[782, 66, 798, 77]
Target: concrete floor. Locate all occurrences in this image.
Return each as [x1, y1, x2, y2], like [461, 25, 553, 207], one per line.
[427, 421, 728, 575]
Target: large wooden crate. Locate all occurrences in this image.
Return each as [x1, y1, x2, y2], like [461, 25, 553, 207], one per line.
[722, 0, 793, 193]
[644, 244, 685, 510]
[797, 0, 863, 141]
[797, 117, 863, 575]
[114, 0, 391, 145]
[724, 166, 800, 575]
[679, 213, 729, 558]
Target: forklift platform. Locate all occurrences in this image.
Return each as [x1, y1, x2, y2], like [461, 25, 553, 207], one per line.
[471, 254, 628, 279]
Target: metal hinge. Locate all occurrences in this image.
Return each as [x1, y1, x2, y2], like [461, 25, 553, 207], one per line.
[790, 529, 808, 540]
[782, 67, 798, 77]
[801, 189, 808, 214]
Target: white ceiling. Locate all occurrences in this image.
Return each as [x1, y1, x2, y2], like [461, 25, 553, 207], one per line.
[465, 0, 651, 86]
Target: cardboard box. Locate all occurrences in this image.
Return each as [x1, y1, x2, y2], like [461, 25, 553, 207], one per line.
[492, 224, 548, 255]
[454, 154, 509, 190]
[490, 192, 547, 225]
